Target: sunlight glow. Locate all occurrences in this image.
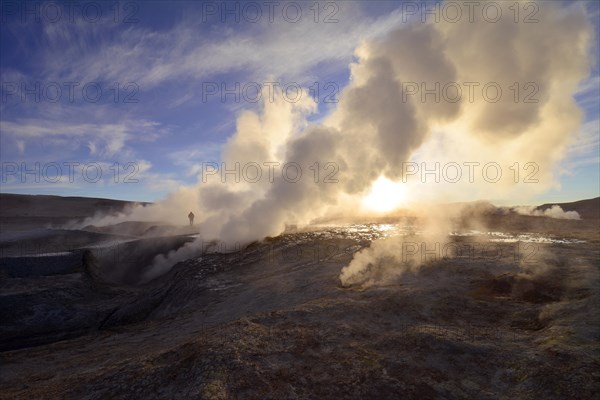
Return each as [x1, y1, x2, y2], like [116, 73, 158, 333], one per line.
[362, 176, 407, 213]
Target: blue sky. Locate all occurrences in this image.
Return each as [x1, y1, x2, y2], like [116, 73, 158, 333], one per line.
[1, 0, 598, 204]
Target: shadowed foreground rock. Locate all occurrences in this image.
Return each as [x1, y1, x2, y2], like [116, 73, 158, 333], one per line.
[0, 216, 599, 399]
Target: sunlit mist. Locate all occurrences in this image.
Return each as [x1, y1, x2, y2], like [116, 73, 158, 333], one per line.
[362, 176, 407, 212]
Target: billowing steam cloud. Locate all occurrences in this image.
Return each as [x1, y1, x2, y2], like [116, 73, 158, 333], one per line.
[80, 1, 593, 281]
[513, 205, 580, 220]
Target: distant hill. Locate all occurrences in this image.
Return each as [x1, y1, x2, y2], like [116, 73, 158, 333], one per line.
[537, 197, 600, 220]
[0, 193, 148, 217]
[0, 193, 151, 230]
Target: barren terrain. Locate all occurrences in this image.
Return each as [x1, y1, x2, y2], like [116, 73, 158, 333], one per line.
[0, 195, 598, 399]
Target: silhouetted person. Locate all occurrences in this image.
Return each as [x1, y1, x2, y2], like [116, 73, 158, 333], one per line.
[188, 211, 195, 226]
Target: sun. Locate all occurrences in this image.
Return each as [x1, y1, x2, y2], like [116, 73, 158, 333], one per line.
[362, 176, 407, 213]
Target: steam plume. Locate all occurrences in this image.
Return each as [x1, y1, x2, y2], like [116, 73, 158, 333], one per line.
[513, 205, 580, 220]
[77, 1, 592, 280]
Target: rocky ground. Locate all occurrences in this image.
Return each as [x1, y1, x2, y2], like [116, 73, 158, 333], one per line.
[0, 198, 598, 399]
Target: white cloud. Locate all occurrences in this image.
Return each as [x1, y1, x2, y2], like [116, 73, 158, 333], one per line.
[562, 118, 600, 171]
[24, 3, 406, 89]
[168, 142, 222, 177]
[1, 118, 166, 158]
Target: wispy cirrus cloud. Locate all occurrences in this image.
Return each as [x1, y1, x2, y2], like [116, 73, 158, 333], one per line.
[0, 118, 166, 158]
[6, 3, 405, 88]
